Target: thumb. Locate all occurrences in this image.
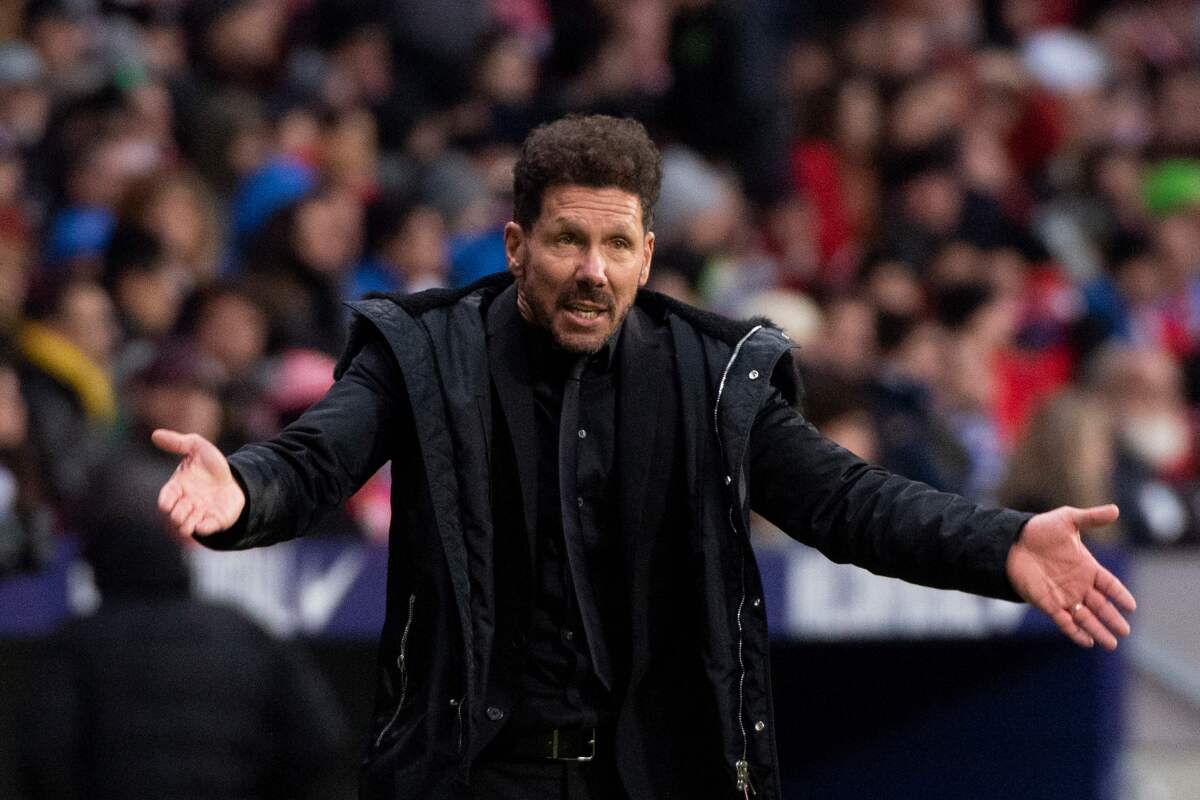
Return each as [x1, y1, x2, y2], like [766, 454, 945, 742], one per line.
[1068, 504, 1120, 530]
[151, 429, 193, 456]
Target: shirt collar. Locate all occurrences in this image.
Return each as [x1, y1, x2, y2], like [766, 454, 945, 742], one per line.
[521, 314, 624, 378]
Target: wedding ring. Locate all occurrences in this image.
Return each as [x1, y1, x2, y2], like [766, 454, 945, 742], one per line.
[1072, 602, 1083, 614]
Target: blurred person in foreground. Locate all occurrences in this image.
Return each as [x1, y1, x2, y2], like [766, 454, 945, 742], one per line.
[20, 508, 348, 798]
[19, 338, 348, 799]
[153, 115, 1135, 800]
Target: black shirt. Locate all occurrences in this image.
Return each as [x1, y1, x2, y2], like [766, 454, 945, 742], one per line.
[506, 319, 622, 734]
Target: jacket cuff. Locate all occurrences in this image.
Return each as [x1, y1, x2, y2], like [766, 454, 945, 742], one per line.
[191, 453, 261, 551]
[973, 507, 1035, 602]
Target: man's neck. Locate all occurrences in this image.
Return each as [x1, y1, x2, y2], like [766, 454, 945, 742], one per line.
[520, 316, 622, 379]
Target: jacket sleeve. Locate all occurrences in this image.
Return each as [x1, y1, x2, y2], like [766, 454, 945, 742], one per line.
[748, 387, 1031, 601]
[198, 337, 406, 550]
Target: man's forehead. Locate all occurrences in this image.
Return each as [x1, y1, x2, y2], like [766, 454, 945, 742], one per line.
[539, 185, 643, 225]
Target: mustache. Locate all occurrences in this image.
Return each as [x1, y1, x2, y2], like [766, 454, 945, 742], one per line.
[557, 288, 615, 311]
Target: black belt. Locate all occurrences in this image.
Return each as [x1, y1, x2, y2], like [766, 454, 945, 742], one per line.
[500, 727, 597, 762]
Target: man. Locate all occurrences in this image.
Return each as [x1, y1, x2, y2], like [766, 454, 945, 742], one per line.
[22, 341, 349, 800]
[154, 115, 1135, 800]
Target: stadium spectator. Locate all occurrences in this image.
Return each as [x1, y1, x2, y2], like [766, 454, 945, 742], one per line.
[241, 187, 362, 356]
[102, 223, 186, 348]
[17, 276, 116, 505]
[1091, 345, 1200, 547]
[188, 281, 269, 384]
[0, 343, 52, 576]
[867, 308, 970, 495]
[117, 168, 225, 288]
[20, 454, 349, 800]
[997, 389, 1119, 542]
[349, 196, 449, 299]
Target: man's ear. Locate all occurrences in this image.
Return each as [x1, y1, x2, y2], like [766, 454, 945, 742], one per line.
[503, 221, 526, 279]
[639, 230, 655, 287]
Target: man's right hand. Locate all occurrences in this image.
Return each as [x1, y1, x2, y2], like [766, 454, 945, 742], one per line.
[153, 429, 246, 539]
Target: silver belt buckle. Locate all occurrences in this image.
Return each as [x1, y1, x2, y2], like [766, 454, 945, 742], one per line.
[549, 728, 596, 762]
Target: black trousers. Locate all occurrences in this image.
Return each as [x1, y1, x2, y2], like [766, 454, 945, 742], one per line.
[467, 752, 626, 799]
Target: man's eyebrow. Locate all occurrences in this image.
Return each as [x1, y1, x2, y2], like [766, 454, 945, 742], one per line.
[547, 215, 638, 238]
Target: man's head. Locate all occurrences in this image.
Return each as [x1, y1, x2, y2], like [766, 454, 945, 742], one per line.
[505, 115, 661, 354]
[129, 339, 225, 442]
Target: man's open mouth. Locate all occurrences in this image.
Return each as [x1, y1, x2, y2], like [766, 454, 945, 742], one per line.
[562, 303, 608, 320]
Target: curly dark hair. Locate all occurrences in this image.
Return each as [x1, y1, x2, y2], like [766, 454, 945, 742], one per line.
[512, 114, 662, 231]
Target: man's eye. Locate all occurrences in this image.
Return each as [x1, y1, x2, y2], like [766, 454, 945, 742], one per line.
[556, 233, 575, 245]
[611, 238, 630, 249]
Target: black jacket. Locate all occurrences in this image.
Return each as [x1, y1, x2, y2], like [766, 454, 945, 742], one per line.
[204, 273, 1031, 799]
[21, 489, 349, 800]
[22, 598, 349, 800]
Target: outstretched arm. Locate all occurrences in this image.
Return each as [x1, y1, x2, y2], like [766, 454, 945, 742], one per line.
[749, 389, 1029, 600]
[749, 389, 1135, 648]
[154, 337, 405, 549]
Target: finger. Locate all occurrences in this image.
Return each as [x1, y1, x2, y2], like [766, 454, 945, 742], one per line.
[1085, 588, 1131, 638]
[1051, 608, 1094, 648]
[1094, 567, 1137, 612]
[180, 503, 205, 538]
[1067, 504, 1120, 530]
[151, 429, 192, 456]
[158, 480, 182, 514]
[194, 438, 231, 478]
[169, 498, 194, 531]
[195, 513, 224, 536]
[1072, 603, 1118, 651]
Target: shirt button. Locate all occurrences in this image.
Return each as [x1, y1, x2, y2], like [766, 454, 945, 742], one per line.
[486, 706, 504, 721]
[577, 496, 584, 508]
[577, 428, 587, 439]
[748, 369, 760, 380]
[562, 628, 575, 642]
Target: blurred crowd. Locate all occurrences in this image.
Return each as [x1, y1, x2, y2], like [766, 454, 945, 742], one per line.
[0, 0, 1199, 578]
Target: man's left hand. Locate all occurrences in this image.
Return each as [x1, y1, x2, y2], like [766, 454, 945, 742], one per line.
[1006, 504, 1136, 650]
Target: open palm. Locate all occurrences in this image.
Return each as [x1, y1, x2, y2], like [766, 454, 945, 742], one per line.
[153, 429, 245, 539]
[1006, 504, 1136, 650]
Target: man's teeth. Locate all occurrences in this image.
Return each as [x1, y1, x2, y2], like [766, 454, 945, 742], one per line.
[567, 307, 601, 318]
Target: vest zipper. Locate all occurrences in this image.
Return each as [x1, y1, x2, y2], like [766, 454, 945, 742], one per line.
[451, 694, 465, 752]
[714, 326, 763, 797]
[733, 507, 756, 798]
[374, 592, 417, 750]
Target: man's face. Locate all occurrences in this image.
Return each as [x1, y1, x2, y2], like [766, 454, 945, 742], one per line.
[504, 185, 654, 354]
[137, 384, 222, 444]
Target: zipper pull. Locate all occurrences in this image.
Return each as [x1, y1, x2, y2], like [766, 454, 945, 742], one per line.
[735, 759, 756, 797]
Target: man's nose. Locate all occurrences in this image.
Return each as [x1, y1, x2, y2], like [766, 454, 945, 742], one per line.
[576, 246, 608, 286]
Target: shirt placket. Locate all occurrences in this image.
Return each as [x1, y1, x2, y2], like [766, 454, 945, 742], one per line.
[558, 358, 613, 694]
